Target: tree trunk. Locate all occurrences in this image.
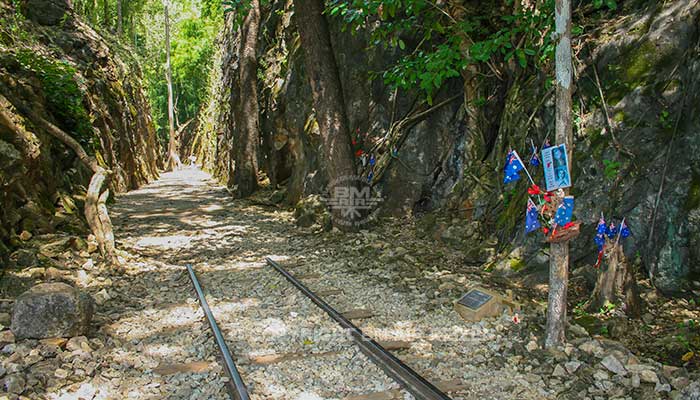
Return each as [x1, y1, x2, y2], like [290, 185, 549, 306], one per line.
[294, 0, 358, 228]
[587, 244, 642, 317]
[231, 0, 261, 197]
[117, 0, 123, 35]
[545, 0, 573, 349]
[164, 2, 179, 171]
[103, 0, 109, 29]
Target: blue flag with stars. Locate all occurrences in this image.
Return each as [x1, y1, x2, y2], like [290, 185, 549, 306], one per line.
[503, 150, 525, 184]
[525, 198, 541, 233]
[594, 214, 606, 250]
[554, 196, 574, 226]
[620, 219, 631, 239]
[606, 222, 618, 239]
[529, 141, 540, 167]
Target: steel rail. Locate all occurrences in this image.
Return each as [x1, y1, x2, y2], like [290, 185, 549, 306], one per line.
[265, 257, 452, 400]
[186, 264, 250, 400]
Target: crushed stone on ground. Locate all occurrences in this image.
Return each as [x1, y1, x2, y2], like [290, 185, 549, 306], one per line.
[1, 168, 696, 399]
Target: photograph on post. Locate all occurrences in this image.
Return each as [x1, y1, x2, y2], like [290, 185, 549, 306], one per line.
[542, 144, 571, 191]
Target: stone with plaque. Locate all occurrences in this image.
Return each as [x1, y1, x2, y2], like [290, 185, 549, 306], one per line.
[454, 287, 521, 322]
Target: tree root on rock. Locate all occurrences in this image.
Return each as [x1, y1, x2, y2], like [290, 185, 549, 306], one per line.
[4, 98, 121, 269]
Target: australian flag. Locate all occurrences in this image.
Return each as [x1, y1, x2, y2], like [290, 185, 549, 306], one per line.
[606, 222, 618, 239]
[529, 142, 540, 167]
[620, 219, 631, 239]
[525, 198, 541, 233]
[504, 150, 525, 184]
[594, 214, 607, 268]
[594, 215, 606, 251]
[554, 196, 575, 226]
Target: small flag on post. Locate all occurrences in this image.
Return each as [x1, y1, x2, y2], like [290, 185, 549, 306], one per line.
[594, 215, 606, 250]
[525, 198, 541, 233]
[594, 214, 606, 268]
[554, 196, 575, 226]
[529, 140, 540, 167]
[606, 222, 618, 239]
[503, 150, 525, 184]
[369, 154, 376, 167]
[620, 219, 631, 239]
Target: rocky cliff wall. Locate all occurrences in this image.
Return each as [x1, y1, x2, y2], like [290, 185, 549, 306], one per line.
[0, 0, 160, 262]
[194, 0, 699, 294]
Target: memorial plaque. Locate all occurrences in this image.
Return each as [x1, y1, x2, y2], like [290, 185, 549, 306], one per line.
[457, 290, 492, 310]
[454, 287, 505, 322]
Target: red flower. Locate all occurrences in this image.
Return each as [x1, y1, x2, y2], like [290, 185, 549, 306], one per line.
[543, 192, 553, 202]
[512, 313, 520, 324]
[563, 221, 575, 229]
[528, 184, 541, 195]
[542, 227, 549, 235]
[352, 139, 357, 146]
[355, 149, 364, 157]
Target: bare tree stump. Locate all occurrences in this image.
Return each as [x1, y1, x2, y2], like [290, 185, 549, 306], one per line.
[587, 244, 642, 317]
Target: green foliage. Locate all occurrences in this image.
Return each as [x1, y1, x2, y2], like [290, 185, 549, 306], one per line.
[13, 50, 93, 151]
[0, 0, 33, 45]
[599, 300, 616, 316]
[602, 159, 620, 180]
[221, 0, 269, 27]
[327, 0, 556, 103]
[659, 110, 673, 129]
[326, 0, 621, 103]
[134, 0, 221, 140]
[592, 0, 617, 10]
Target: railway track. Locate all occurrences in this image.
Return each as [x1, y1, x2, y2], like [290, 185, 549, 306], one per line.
[186, 259, 453, 400]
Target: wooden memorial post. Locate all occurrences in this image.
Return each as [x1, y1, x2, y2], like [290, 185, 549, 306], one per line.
[545, 0, 573, 349]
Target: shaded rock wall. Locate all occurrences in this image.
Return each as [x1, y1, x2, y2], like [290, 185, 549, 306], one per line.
[194, 1, 700, 294]
[0, 0, 160, 261]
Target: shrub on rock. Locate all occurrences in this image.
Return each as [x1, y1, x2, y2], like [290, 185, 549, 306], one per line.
[11, 283, 94, 340]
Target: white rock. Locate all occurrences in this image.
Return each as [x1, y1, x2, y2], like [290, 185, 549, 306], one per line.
[640, 370, 659, 384]
[593, 370, 610, 381]
[631, 373, 641, 388]
[565, 360, 582, 374]
[262, 318, 287, 336]
[66, 336, 91, 352]
[82, 259, 95, 270]
[54, 369, 70, 379]
[601, 354, 627, 376]
[655, 382, 671, 392]
[526, 340, 538, 352]
[94, 289, 110, 305]
[552, 364, 567, 377]
[579, 340, 601, 355]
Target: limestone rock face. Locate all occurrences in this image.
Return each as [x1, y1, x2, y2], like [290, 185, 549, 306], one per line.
[23, 0, 72, 25]
[11, 283, 94, 339]
[193, 1, 700, 293]
[0, 3, 160, 257]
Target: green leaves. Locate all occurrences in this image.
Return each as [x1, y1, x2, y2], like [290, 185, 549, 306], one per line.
[602, 159, 621, 180]
[15, 50, 93, 150]
[327, 0, 556, 102]
[593, 0, 617, 10]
